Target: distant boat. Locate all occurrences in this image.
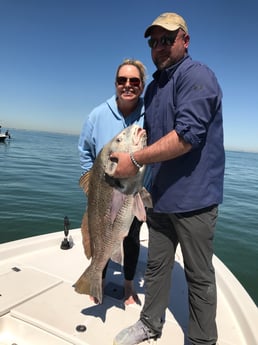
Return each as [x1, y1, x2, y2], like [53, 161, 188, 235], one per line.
[0, 130, 11, 142]
[0, 134, 8, 143]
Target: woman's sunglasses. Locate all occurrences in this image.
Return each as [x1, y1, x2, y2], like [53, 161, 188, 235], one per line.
[116, 76, 141, 87]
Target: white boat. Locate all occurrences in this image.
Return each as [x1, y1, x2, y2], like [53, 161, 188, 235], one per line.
[0, 223, 257, 345]
[0, 134, 8, 143]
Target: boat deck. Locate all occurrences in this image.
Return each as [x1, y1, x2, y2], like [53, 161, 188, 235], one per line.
[0, 226, 257, 345]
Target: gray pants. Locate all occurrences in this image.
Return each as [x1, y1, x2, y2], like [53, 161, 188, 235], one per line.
[140, 206, 218, 345]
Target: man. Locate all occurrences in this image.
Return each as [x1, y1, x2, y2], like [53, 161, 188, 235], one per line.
[111, 12, 225, 345]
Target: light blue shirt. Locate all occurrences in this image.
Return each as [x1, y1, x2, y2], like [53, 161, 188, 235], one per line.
[78, 95, 145, 173]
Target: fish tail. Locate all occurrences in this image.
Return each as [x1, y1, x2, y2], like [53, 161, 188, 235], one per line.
[74, 267, 103, 304]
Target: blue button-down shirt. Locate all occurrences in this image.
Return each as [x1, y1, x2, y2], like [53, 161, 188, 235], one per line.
[144, 54, 225, 213]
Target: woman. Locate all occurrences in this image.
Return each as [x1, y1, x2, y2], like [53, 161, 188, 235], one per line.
[78, 59, 147, 305]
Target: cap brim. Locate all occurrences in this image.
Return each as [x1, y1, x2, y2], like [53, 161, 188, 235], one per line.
[144, 25, 154, 37]
[144, 24, 181, 37]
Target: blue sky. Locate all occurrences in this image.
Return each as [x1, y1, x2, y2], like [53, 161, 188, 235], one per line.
[0, 0, 257, 152]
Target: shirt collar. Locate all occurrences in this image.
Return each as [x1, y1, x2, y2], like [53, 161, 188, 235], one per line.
[153, 53, 190, 83]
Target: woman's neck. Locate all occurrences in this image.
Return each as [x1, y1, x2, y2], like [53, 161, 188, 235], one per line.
[117, 98, 138, 117]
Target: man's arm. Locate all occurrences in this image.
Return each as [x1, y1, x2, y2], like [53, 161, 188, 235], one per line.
[109, 130, 192, 178]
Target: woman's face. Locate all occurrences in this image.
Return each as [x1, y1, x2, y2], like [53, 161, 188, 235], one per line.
[115, 65, 144, 105]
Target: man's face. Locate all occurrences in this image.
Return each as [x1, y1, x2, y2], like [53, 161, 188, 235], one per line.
[148, 27, 189, 70]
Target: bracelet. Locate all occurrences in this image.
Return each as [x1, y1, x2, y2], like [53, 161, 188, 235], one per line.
[130, 152, 142, 169]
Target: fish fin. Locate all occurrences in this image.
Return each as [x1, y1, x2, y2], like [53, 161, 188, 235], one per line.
[74, 266, 103, 304]
[79, 170, 91, 195]
[111, 241, 124, 265]
[139, 187, 153, 208]
[110, 189, 126, 223]
[133, 192, 147, 222]
[81, 210, 92, 259]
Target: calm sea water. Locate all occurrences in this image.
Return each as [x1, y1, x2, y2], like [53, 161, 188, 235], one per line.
[0, 129, 257, 305]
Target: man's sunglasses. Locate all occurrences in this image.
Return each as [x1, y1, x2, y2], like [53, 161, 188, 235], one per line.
[116, 76, 141, 87]
[148, 32, 178, 49]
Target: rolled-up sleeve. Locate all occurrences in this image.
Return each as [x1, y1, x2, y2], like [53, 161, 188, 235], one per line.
[174, 63, 222, 149]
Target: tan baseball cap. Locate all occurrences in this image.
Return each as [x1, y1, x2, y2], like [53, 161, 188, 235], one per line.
[144, 12, 188, 37]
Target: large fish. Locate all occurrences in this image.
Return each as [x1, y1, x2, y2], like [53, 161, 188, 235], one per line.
[74, 125, 151, 304]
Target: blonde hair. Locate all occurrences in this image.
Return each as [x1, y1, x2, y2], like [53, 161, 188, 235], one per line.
[116, 59, 147, 87]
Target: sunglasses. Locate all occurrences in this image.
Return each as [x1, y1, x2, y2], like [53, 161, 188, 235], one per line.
[116, 76, 141, 87]
[148, 33, 178, 49]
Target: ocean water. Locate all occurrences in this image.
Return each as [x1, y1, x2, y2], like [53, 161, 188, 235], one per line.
[0, 129, 257, 305]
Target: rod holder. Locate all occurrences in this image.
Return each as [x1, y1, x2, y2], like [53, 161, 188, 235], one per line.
[60, 216, 71, 250]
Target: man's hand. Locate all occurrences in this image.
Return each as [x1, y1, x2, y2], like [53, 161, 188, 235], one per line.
[108, 152, 139, 178]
